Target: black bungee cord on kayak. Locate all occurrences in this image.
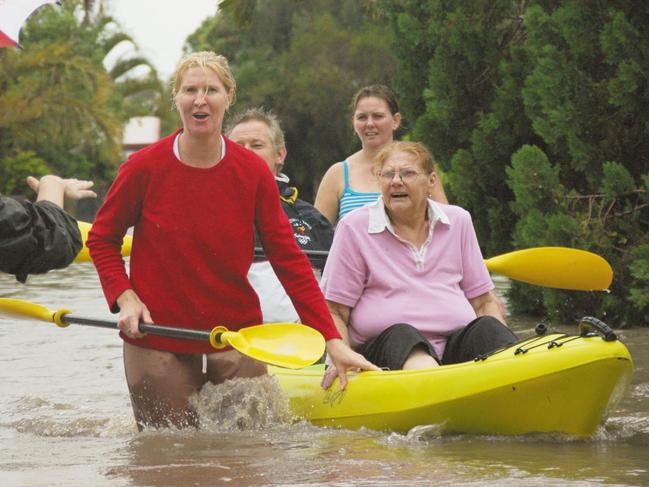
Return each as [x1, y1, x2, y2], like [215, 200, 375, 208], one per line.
[475, 316, 619, 361]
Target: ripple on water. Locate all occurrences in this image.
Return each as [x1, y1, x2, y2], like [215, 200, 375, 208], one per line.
[604, 414, 649, 440]
[631, 382, 649, 398]
[7, 395, 134, 438]
[11, 396, 71, 412]
[12, 416, 116, 437]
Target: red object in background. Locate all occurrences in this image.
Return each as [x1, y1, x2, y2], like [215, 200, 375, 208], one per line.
[0, 0, 60, 48]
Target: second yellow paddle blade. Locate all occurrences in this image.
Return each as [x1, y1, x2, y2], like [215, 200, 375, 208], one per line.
[223, 323, 326, 369]
[484, 247, 613, 291]
[75, 221, 133, 263]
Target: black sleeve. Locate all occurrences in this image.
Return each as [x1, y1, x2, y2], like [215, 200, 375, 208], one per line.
[0, 196, 82, 282]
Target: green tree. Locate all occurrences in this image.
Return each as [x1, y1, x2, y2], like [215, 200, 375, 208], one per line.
[0, 36, 120, 187]
[185, 0, 396, 201]
[513, 4, 649, 326]
[0, 151, 50, 197]
[380, 0, 530, 256]
[0, 0, 167, 206]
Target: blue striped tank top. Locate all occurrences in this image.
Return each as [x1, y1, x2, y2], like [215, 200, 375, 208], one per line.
[338, 160, 381, 221]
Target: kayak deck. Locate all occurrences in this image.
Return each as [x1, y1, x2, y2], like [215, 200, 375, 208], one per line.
[269, 334, 633, 436]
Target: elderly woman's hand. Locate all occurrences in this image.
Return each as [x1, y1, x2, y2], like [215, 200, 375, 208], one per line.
[321, 338, 381, 390]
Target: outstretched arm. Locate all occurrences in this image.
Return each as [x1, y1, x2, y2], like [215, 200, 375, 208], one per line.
[27, 175, 97, 207]
[0, 174, 96, 281]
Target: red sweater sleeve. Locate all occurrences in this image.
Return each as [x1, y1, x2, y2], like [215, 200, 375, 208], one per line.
[87, 156, 146, 311]
[254, 167, 341, 341]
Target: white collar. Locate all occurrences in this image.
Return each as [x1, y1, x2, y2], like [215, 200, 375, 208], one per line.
[367, 196, 450, 235]
[173, 133, 226, 161]
[276, 172, 290, 183]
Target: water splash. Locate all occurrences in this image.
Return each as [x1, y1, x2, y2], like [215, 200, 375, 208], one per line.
[189, 375, 293, 432]
[405, 423, 446, 441]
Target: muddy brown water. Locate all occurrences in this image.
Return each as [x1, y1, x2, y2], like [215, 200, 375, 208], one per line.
[1, 265, 648, 486]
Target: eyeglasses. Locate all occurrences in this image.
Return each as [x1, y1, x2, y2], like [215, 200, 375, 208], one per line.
[378, 169, 426, 183]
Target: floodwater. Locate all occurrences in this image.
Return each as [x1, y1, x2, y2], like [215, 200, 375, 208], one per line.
[1, 265, 648, 487]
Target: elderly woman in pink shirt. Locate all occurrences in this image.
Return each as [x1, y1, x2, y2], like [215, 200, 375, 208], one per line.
[321, 141, 517, 388]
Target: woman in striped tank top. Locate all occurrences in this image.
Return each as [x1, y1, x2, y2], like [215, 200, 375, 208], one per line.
[315, 85, 447, 225]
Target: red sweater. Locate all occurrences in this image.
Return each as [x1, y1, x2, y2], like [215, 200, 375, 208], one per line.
[88, 131, 340, 353]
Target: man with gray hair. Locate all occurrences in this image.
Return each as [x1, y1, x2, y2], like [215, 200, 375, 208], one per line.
[227, 107, 333, 322]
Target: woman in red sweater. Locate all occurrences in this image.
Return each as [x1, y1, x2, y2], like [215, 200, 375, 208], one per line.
[87, 51, 377, 430]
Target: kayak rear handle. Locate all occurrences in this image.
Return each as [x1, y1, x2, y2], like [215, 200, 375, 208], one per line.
[578, 316, 617, 341]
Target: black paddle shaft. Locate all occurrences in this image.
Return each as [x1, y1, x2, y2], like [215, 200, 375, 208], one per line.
[64, 315, 212, 342]
[254, 247, 328, 268]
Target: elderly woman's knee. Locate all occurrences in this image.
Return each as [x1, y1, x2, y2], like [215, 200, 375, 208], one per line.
[386, 322, 419, 336]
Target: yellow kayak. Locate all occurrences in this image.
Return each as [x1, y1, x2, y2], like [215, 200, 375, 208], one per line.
[269, 333, 633, 437]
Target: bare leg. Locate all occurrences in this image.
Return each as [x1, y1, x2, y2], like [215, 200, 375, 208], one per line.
[403, 347, 439, 370]
[205, 349, 267, 385]
[123, 342, 205, 430]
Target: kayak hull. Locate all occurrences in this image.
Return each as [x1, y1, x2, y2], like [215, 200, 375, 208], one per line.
[269, 334, 633, 436]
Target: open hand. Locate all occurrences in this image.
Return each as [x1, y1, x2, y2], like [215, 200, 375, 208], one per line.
[27, 175, 97, 202]
[321, 338, 381, 390]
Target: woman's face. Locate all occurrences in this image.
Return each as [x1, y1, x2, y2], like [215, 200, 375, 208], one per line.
[353, 96, 401, 150]
[378, 150, 436, 219]
[175, 66, 231, 137]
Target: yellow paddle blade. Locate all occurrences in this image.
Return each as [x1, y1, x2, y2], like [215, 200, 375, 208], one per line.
[0, 298, 56, 322]
[74, 221, 133, 263]
[220, 323, 326, 369]
[484, 247, 613, 291]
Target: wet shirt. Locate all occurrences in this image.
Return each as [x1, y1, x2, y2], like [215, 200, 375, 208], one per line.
[322, 197, 493, 358]
[87, 132, 340, 354]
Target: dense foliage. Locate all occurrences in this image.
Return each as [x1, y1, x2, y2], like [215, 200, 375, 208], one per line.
[379, 0, 648, 326]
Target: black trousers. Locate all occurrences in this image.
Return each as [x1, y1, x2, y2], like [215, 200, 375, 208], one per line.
[355, 317, 518, 371]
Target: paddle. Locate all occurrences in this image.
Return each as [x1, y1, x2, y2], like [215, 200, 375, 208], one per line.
[253, 247, 328, 269]
[0, 298, 325, 369]
[253, 246, 613, 292]
[483, 247, 612, 291]
[73, 222, 612, 291]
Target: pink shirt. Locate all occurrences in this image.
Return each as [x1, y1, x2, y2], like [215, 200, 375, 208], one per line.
[322, 198, 493, 357]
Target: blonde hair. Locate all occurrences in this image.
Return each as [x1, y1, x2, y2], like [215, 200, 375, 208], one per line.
[374, 141, 437, 175]
[172, 51, 237, 105]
